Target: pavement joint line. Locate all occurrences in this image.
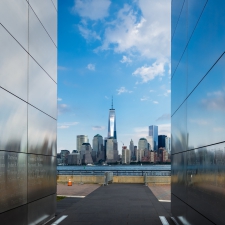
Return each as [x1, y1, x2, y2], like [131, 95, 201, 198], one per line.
[159, 216, 170, 225]
[57, 195, 85, 198]
[158, 200, 171, 202]
[51, 215, 68, 225]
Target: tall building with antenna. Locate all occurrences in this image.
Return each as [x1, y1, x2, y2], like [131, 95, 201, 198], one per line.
[108, 97, 117, 139]
[106, 97, 118, 163]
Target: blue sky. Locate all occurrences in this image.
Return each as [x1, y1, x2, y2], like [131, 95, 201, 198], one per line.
[57, 0, 171, 153]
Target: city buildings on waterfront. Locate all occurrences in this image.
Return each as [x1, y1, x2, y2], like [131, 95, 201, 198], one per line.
[171, 1, 225, 224]
[158, 135, 167, 149]
[138, 138, 148, 150]
[129, 139, 134, 160]
[0, 1, 57, 224]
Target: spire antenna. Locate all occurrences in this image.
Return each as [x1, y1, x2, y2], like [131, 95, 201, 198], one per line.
[111, 96, 113, 109]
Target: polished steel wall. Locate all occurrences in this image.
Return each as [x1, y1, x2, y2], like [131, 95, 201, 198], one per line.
[0, 0, 57, 224]
[171, 1, 225, 224]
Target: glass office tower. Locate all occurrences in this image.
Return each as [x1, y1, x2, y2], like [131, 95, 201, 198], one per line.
[108, 100, 117, 139]
[0, 1, 57, 224]
[171, 1, 225, 225]
[149, 125, 158, 150]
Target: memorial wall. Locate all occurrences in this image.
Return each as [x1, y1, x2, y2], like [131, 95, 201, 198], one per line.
[0, 0, 57, 224]
[171, 1, 225, 225]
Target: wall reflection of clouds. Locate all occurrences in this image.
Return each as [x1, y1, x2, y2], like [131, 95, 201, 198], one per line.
[0, 1, 57, 224]
[172, 1, 225, 225]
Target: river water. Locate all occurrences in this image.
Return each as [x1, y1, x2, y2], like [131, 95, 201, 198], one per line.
[57, 164, 171, 176]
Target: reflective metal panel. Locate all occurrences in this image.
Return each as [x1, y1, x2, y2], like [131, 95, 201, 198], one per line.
[28, 194, 56, 225]
[0, 25, 28, 101]
[29, 6, 57, 82]
[171, 152, 186, 202]
[171, 102, 187, 154]
[171, 0, 185, 37]
[0, 0, 28, 50]
[186, 143, 225, 225]
[28, 0, 57, 45]
[0, 151, 27, 213]
[187, 54, 225, 149]
[0, 204, 27, 225]
[171, 50, 187, 114]
[0, 88, 27, 153]
[171, 194, 186, 225]
[29, 56, 57, 119]
[171, 0, 187, 76]
[28, 154, 56, 202]
[187, 0, 225, 95]
[187, 0, 207, 39]
[28, 105, 56, 156]
[52, 0, 58, 10]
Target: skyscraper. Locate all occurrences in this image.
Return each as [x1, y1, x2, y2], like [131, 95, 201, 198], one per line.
[108, 98, 117, 139]
[92, 134, 103, 153]
[76, 135, 88, 152]
[138, 138, 148, 150]
[129, 139, 134, 160]
[0, 1, 57, 224]
[149, 125, 158, 150]
[158, 135, 167, 148]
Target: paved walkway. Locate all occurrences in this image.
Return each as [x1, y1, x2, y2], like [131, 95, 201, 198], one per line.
[48, 184, 172, 225]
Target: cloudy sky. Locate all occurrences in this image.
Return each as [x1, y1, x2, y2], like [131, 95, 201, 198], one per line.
[57, 0, 171, 153]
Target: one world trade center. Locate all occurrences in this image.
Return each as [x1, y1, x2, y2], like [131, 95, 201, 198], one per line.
[108, 98, 117, 139]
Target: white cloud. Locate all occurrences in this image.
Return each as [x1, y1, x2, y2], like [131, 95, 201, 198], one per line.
[132, 62, 165, 83]
[153, 101, 159, 104]
[105, 95, 109, 99]
[92, 126, 105, 130]
[157, 123, 171, 137]
[57, 98, 62, 101]
[133, 126, 148, 138]
[140, 96, 148, 101]
[87, 63, 95, 71]
[78, 25, 101, 41]
[120, 55, 132, 63]
[96, 1, 170, 61]
[149, 90, 154, 92]
[58, 104, 70, 115]
[58, 66, 68, 71]
[72, 0, 111, 20]
[58, 122, 79, 129]
[117, 86, 132, 95]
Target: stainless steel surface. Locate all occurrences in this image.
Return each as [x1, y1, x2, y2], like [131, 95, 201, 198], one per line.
[171, 0, 184, 36]
[0, 205, 27, 225]
[0, 25, 28, 101]
[171, 102, 187, 154]
[0, 88, 27, 153]
[28, 56, 57, 118]
[0, 0, 57, 223]
[0, 151, 27, 213]
[52, 0, 58, 10]
[171, 51, 187, 114]
[28, 0, 57, 45]
[0, 0, 28, 50]
[28, 105, 57, 156]
[187, 0, 225, 96]
[172, 1, 225, 224]
[171, 0, 187, 77]
[29, 6, 57, 82]
[171, 152, 186, 202]
[28, 194, 56, 225]
[28, 155, 56, 202]
[187, 54, 225, 150]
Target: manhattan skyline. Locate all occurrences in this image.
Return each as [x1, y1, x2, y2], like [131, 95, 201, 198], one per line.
[57, 0, 171, 153]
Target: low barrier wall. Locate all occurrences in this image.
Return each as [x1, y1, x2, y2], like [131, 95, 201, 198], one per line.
[57, 175, 171, 184]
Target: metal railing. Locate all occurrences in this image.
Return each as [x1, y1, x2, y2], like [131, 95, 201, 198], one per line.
[57, 170, 171, 176]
